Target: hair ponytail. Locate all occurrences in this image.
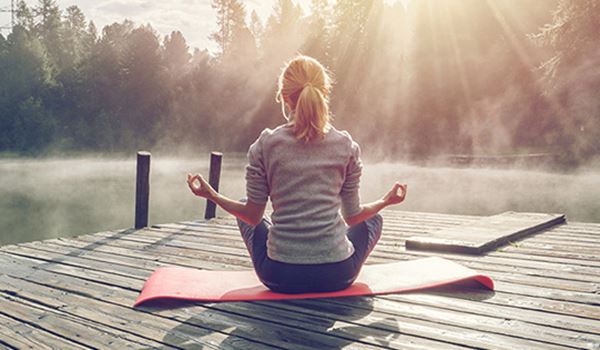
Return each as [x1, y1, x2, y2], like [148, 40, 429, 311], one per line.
[277, 55, 332, 143]
[294, 84, 329, 142]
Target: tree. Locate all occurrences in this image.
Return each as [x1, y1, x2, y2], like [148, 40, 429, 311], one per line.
[15, 0, 35, 32]
[0, 0, 594, 166]
[260, 0, 305, 70]
[249, 10, 263, 49]
[86, 21, 97, 51]
[81, 20, 134, 149]
[164, 31, 190, 72]
[330, 0, 375, 66]
[0, 34, 6, 53]
[0, 27, 54, 151]
[210, 0, 249, 59]
[227, 3, 258, 65]
[121, 25, 168, 147]
[300, 0, 331, 62]
[533, 0, 600, 161]
[535, 0, 600, 90]
[62, 5, 89, 67]
[34, 0, 62, 69]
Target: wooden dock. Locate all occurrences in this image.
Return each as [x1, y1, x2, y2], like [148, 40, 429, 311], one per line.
[1, 210, 599, 349]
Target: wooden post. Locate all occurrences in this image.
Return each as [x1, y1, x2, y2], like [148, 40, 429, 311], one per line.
[135, 151, 151, 229]
[204, 152, 222, 219]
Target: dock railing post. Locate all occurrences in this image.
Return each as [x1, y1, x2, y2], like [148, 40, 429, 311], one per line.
[204, 152, 222, 219]
[135, 151, 151, 229]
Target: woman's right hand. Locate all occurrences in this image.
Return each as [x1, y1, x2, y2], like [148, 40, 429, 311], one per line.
[382, 182, 407, 206]
[187, 173, 216, 199]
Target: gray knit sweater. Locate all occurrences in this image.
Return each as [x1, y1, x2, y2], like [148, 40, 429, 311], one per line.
[245, 124, 362, 264]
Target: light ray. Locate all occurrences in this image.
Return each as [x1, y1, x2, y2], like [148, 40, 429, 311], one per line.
[441, 1, 473, 106]
[483, 0, 566, 119]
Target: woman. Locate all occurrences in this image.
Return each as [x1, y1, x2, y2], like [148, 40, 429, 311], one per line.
[187, 55, 407, 293]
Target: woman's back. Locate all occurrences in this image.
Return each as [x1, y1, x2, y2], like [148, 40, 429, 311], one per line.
[187, 54, 405, 293]
[246, 123, 362, 264]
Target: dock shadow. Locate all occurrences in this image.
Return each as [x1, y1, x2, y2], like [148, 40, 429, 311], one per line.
[145, 227, 188, 250]
[134, 279, 494, 349]
[37, 228, 138, 267]
[137, 297, 400, 349]
[36, 225, 190, 269]
[417, 279, 496, 301]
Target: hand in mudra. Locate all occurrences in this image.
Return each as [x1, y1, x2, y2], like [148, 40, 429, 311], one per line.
[187, 173, 216, 199]
[383, 182, 407, 206]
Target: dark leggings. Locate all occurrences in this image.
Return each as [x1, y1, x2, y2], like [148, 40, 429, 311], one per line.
[237, 213, 383, 294]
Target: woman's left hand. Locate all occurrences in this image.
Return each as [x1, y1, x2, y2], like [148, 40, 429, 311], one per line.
[382, 182, 407, 206]
[187, 173, 216, 199]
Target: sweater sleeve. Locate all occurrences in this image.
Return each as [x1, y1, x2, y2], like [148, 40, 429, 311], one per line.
[340, 140, 362, 218]
[245, 132, 269, 205]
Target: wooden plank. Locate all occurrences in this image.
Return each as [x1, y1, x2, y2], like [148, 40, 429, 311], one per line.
[0, 254, 331, 350]
[282, 298, 600, 349]
[0, 294, 163, 349]
[386, 228, 600, 264]
[0, 274, 255, 350]
[66, 227, 600, 302]
[162, 220, 600, 268]
[374, 212, 600, 241]
[45, 234, 600, 326]
[6, 236, 600, 349]
[405, 212, 566, 254]
[2, 208, 599, 350]
[81, 226, 600, 293]
[381, 291, 600, 334]
[0, 251, 569, 350]
[146, 224, 600, 279]
[0, 313, 88, 350]
[0, 254, 430, 350]
[170, 216, 599, 254]
[207, 301, 567, 350]
[374, 220, 599, 249]
[377, 210, 600, 236]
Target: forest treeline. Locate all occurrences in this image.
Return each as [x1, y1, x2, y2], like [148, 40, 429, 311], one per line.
[0, 0, 599, 164]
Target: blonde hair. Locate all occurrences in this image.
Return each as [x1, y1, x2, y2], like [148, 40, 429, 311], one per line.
[276, 55, 332, 142]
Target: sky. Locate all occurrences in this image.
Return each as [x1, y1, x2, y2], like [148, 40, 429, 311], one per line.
[0, 0, 312, 52]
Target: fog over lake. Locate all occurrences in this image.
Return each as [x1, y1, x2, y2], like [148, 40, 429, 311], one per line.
[1, 156, 599, 245]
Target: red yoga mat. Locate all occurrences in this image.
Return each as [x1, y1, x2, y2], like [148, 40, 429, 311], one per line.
[134, 257, 493, 306]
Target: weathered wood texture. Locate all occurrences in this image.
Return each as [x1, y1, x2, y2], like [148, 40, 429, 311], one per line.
[134, 151, 151, 229]
[1, 210, 599, 349]
[204, 152, 223, 220]
[406, 212, 566, 254]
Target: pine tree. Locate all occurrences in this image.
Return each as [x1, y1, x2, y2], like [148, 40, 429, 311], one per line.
[249, 10, 263, 49]
[164, 30, 190, 72]
[261, 0, 304, 66]
[210, 0, 247, 58]
[228, 2, 258, 64]
[85, 21, 97, 52]
[302, 0, 331, 62]
[33, 0, 62, 69]
[533, 0, 600, 160]
[535, 0, 600, 89]
[62, 5, 88, 66]
[15, 1, 35, 32]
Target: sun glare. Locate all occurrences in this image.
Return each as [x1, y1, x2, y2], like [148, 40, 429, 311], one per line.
[386, 0, 411, 9]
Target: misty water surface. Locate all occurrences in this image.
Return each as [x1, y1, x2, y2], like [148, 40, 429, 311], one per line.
[1, 156, 599, 245]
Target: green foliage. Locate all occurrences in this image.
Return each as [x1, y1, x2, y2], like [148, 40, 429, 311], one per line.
[0, 0, 598, 166]
[15, 0, 34, 32]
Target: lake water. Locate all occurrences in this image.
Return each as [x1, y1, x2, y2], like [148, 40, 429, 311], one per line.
[1, 156, 599, 245]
